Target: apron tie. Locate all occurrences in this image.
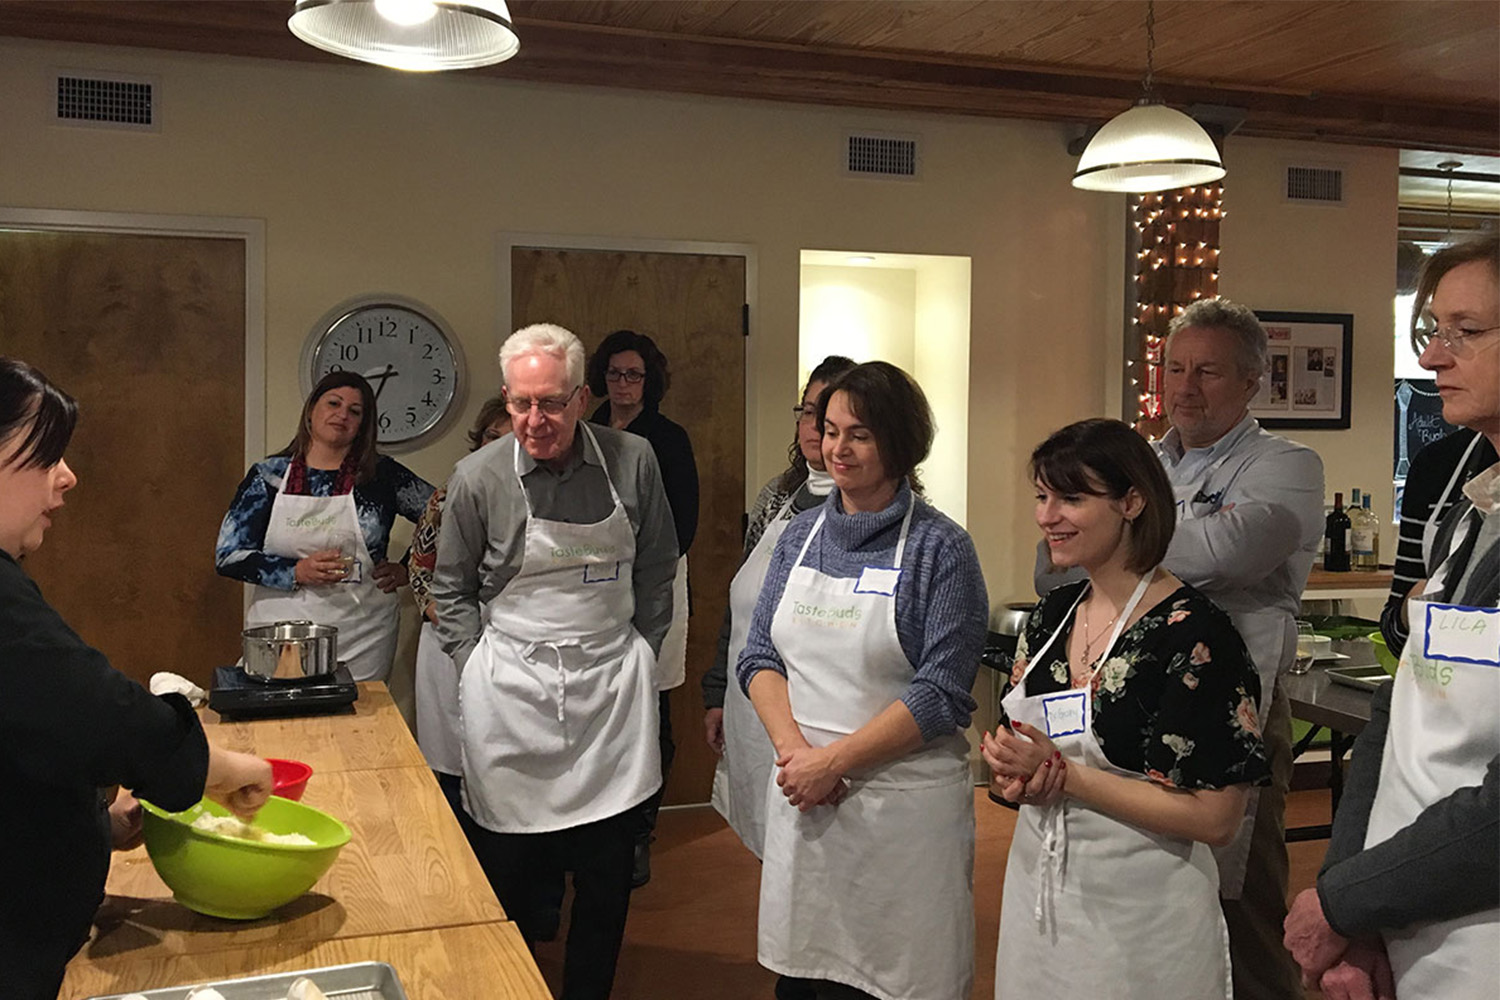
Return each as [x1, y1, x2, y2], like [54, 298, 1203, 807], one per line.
[524, 641, 570, 726]
[1033, 800, 1066, 928]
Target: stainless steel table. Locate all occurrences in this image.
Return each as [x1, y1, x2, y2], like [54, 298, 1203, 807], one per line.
[1281, 640, 1382, 841]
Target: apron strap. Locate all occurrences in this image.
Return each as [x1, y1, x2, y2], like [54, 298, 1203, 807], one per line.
[1423, 434, 1484, 568]
[512, 421, 626, 517]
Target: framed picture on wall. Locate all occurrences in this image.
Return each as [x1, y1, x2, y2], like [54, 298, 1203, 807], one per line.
[1249, 310, 1354, 429]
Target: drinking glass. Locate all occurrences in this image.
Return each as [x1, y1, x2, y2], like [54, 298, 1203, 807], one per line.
[1291, 621, 1317, 675]
[327, 529, 359, 583]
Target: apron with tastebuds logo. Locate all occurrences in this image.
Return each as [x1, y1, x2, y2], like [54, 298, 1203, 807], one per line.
[996, 576, 1231, 999]
[758, 502, 974, 1000]
[710, 496, 797, 858]
[246, 484, 399, 683]
[458, 424, 660, 833]
[1365, 507, 1500, 998]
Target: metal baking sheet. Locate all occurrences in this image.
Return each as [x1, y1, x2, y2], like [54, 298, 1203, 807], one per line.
[85, 961, 407, 1000]
[1325, 663, 1392, 692]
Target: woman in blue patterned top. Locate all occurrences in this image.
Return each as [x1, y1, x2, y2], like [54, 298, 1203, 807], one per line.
[216, 371, 432, 682]
[737, 361, 988, 1000]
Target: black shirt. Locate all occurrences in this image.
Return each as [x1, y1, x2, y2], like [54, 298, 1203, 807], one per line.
[0, 551, 209, 999]
[591, 402, 699, 552]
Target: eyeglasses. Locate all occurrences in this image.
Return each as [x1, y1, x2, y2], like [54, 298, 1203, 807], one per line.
[1414, 314, 1500, 358]
[605, 368, 646, 384]
[792, 404, 819, 422]
[504, 385, 580, 416]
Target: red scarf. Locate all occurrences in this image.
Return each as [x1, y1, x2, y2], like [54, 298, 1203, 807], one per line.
[284, 452, 359, 496]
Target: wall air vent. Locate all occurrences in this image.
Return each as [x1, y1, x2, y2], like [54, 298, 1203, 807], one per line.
[844, 131, 920, 179]
[54, 71, 158, 130]
[1285, 165, 1344, 204]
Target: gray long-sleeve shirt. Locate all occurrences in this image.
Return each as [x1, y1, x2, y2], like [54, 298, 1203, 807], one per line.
[431, 425, 679, 668]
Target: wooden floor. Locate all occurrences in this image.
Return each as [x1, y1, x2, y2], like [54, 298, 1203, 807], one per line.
[530, 789, 1336, 999]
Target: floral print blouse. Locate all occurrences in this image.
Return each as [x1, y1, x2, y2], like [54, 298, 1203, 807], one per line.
[1002, 580, 1270, 790]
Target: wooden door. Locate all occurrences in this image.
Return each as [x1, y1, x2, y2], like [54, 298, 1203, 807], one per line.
[0, 230, 247, 689]
[511, 247, 745, 805]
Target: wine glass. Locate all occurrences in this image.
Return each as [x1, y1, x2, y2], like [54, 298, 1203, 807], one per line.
[1291, 621, 1317, 675]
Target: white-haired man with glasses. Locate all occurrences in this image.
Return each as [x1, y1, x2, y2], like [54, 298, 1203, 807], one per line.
[432, 322, 678, 1000]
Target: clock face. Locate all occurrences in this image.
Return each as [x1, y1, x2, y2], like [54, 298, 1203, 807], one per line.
[309, 302, 461, 446]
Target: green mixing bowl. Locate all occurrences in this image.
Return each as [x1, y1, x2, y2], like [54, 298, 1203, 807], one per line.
[140, 795, 351, 920]
[1369, 631, 1399, 676]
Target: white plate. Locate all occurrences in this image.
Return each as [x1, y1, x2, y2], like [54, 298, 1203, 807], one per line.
[1313, 651, 1351, 663]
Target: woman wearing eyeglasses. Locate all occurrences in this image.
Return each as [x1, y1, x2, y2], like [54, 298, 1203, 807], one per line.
[1287, 233, 1500, 1000]
[703, 354, 855, 863]
[216, 371, 433, 683]
[587, 329, 698, 885]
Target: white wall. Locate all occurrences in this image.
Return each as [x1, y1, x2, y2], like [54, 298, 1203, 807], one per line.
[0, 37, 1403, 609]
[1219, 138, 1401, 561]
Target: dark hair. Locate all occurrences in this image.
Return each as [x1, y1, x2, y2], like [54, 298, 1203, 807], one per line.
[277, 370, 380, 484]
[0, 357, 78, 471]
[815, 361, 933, 492]
[586, 329, 670, 408]
[466, 396, 510, 451]
[776, 355, 858, 494]
[1029, 418, 1174, 574]
[1411, 233, 1500, 352]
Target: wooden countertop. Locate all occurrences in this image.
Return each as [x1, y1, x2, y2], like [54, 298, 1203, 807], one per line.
[60, 684, 548, 999]
[198, 684, 427, 774]
[1304, 567, 1393, 591]
[63, 922, 550, 1000]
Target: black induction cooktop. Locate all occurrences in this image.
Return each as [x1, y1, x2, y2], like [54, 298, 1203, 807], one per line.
[208, 664, 359, 719]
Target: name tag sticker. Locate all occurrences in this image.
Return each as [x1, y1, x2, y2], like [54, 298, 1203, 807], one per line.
[583, 561, 620, 584]
[854, 566, 901, 596]
[1041, 690, 1088, 739]
[1423, 604, 1500, 667]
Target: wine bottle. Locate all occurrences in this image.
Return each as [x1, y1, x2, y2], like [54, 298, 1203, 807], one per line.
[1324, 491, 1352, 572]
[1353, 492, 1380, 570]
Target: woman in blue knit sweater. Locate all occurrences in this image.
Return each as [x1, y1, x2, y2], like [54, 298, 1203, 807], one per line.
[737, 361, 988, 1000]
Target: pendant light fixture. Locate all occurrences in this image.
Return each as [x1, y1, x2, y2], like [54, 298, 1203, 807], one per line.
[1072, 0, 1225, 193]
[288, 0, 519, 72]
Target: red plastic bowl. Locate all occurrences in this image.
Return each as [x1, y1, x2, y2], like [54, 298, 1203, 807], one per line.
[267, 757, 312, 801]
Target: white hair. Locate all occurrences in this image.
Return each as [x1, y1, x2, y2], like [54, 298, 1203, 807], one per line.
[499, 323, 586, 388]
[1166, 297, 1268, 378]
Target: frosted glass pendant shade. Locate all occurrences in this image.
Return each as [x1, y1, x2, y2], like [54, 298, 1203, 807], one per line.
[1073, 101, 1225, 193]
[288, 0, 520, 72]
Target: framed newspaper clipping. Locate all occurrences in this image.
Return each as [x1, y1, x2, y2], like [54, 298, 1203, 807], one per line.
[1249, 310, 1354, 429]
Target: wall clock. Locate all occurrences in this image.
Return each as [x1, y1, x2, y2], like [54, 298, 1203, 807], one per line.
[301, 295, 466, 449]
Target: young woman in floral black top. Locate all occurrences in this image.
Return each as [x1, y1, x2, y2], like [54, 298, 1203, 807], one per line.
[984, 418, 1269, 999]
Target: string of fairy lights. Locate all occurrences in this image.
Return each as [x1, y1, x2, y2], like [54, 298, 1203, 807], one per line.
[1129, 182, 1224, 429]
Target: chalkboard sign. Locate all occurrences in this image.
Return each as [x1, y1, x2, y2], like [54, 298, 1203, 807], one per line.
[1394, 379, 1458, 480]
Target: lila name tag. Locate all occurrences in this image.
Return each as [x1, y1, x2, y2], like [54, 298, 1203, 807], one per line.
[1424, 604, 1500, 667]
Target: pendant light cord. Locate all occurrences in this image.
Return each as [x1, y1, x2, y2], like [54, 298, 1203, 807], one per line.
[1143, 0, 1156, 98]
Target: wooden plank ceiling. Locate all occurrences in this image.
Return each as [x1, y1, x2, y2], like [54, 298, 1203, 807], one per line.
[0, 0, 1496, 153]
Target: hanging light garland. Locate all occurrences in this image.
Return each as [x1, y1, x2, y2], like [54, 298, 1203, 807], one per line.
[1129, 182, 1224, 430]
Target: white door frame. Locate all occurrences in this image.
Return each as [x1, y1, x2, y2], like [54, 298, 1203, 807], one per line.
[0, 206, 267, 465]
[497, 231, 759, 496]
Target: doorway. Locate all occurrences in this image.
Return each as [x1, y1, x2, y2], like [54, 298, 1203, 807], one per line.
[510, 243, 748, 805]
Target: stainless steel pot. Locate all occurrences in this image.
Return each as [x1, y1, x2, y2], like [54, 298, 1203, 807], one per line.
[241, 620, 339, 682]
[989, 602, 1034, 638]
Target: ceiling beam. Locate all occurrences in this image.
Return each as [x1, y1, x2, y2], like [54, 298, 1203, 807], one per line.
[0, 1, 1494, 154]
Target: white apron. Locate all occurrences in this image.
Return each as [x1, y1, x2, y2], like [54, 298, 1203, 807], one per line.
[1365, 509, 1500, 998]
[710, 496, 796, 858]
[654, 554, 690, 690]
[1172, 472, 1278, 897]
[1421, 433, 1483, 567]
[996, 577, 1232, 1000]
[245, 484, 399, 683]
[758, 503, 975, 1000]
[459, 424, 660, 834]
[414, 620, 462, 775]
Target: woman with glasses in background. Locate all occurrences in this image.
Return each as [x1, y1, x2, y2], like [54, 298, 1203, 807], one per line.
[586, 329, 698, 886]
[703, 355, 856, 864]
[1287, 232, 1499, 1000]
